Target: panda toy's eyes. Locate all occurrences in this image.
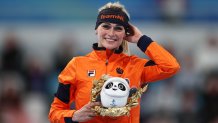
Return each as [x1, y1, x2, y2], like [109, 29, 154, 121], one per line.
[105, 82, 113, 89]
[118, 83, 126, 91]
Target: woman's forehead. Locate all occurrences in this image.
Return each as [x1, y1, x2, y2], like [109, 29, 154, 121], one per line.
[101, 22, 123, 27]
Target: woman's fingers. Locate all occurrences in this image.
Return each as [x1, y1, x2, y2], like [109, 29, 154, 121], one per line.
[125, 23, 143, 43]
[89, 102, 101, 107]
[72, 102, 100, 122]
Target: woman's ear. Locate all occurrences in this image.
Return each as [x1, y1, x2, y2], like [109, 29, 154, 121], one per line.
[95, 30, 98, 35]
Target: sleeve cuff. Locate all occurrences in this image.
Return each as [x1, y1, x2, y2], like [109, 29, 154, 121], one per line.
[137, 35, 153, 52]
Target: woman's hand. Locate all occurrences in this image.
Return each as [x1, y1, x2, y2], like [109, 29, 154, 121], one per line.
[124, 23, 143, 43]
[72, 102, 100, 122]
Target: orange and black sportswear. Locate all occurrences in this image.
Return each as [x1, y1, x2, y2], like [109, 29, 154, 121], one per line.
[49, 35, 180, 123]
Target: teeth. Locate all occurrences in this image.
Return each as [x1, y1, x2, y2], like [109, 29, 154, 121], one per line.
[105, 38, 116, 42]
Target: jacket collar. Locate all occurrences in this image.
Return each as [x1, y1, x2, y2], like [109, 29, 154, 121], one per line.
[91, 43, 123, 61]
[92, 43, 123, 54]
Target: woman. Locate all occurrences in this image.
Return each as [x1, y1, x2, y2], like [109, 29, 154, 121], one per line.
[49, 2, 180, 123]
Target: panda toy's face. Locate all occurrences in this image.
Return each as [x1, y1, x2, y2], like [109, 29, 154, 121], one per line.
[104, 81, 127, 97]
[100, 77, 130, 107]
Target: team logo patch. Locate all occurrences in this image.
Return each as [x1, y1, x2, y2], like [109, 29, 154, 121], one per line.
[88, 70, 96, 77]
[116, 67, 123, 74]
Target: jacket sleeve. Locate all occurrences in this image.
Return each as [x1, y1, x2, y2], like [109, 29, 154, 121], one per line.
[48, 58, 77, 123]
[137, 35, 180, 83]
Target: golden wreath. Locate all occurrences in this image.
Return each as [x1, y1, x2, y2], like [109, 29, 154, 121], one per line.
[91, 75, 148, 117]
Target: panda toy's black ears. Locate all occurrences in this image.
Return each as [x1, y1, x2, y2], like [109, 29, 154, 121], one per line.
[125, 78, 130, 84]
[129, 87, 137, 97]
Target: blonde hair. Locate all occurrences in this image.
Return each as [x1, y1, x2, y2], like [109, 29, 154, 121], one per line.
[99, 2, 131, 55]
[121, 40, 130, 55]
[98, 2, 130, 19]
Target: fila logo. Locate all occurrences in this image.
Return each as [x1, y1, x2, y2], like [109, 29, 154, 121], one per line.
[88, 70, 96, 77]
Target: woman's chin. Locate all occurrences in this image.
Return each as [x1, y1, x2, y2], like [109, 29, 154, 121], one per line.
[103, 44, 116, 50]
[103, 43, 121, 49]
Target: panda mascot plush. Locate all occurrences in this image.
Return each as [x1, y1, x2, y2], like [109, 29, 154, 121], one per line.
[100, 77, 130, 108]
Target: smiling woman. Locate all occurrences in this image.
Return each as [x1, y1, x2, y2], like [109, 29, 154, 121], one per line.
[96, 22, 126, 50]
[48, 2, 180, 123]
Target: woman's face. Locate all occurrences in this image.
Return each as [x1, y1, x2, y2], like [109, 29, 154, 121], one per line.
[96, 22, 126, 50]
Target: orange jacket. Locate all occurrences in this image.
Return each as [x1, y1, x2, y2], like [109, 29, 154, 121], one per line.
[49, 35, 180, 123]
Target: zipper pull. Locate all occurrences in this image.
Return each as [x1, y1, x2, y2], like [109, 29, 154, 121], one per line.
[105, 59, 108, 65]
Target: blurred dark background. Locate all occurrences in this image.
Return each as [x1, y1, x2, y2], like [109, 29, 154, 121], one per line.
[0, 0, 218, 123]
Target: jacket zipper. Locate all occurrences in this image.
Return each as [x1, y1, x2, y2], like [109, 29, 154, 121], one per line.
[105, 59, 108, 74]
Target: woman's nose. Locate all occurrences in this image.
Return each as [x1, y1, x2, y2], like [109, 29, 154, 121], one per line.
[108, 28, 115, 36]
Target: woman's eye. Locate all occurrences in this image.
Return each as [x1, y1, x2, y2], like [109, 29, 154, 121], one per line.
[102, 25, 111, 29]
[114, 26, 124, 31]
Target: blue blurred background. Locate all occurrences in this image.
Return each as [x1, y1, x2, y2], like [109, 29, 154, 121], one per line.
[0, 0, 218, 123]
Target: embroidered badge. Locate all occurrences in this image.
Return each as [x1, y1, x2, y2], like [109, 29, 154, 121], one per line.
[116, 67, 123, 74]
[88, 70, 96, 77]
